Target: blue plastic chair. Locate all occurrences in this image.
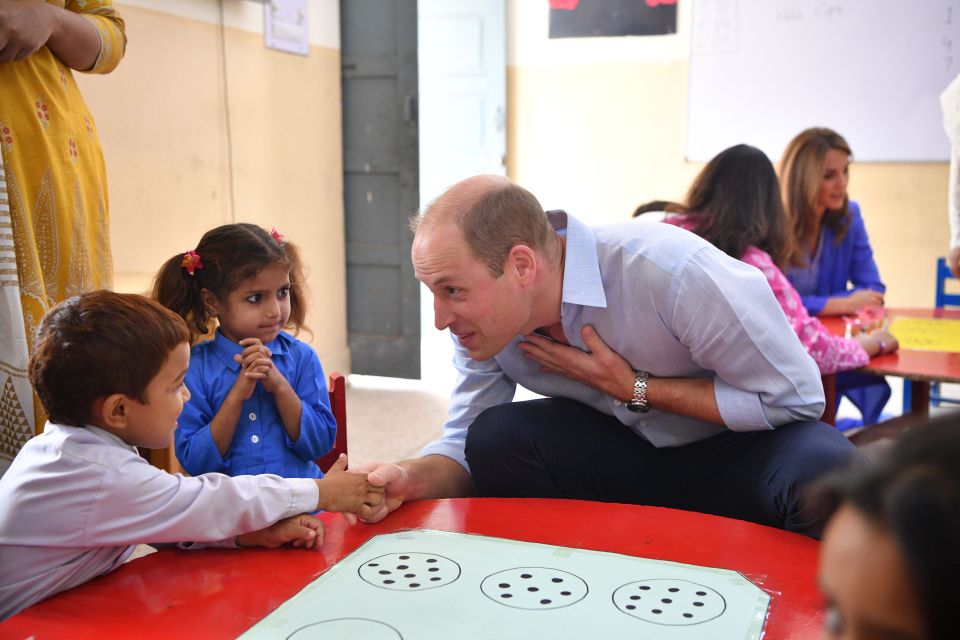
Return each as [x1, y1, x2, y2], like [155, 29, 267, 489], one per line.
[902, 258, 960, 411]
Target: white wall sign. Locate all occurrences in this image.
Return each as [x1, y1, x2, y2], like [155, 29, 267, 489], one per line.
[264, 0, 309, 56]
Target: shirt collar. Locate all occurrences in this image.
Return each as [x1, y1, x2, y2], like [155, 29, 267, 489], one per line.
[546, 210, 607, 308]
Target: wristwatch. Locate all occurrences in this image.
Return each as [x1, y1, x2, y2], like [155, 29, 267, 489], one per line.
[625, 369, 651, 413]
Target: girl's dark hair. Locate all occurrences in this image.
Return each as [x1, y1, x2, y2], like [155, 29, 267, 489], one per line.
[151, 223, 308, 342]
[29, 291, 190, 428]
[676, 144, 790, 267]
[814, 415, 960, 639]
[780, 127, 853, 268]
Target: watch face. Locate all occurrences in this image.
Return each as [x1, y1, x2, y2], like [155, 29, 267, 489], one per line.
[626, 401, 650, 414]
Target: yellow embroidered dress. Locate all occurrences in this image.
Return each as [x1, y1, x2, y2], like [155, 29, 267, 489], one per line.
[0, 1, 126, 466]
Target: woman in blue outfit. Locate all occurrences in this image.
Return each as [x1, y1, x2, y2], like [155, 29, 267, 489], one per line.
[780, 127, 890, 425]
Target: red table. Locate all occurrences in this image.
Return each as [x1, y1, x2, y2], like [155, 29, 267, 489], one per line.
[0, 499, 823, 639]
[824, 308, 960, 418]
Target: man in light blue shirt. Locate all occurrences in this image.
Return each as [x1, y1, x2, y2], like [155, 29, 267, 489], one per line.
[366, 175, 857, 536]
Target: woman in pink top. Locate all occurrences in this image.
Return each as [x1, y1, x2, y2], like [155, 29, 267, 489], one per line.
[633, 144, 897, 375]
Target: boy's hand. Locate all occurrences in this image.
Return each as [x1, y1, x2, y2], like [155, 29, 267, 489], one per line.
[316, 455, 385, 519]
[235, 513, 324, 549]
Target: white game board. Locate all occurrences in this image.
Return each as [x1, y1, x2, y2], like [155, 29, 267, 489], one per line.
[240, 529, 770, 639]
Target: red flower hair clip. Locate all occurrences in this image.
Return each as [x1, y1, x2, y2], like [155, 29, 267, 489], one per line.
[181, 250, 203, 275]
[270, 227, 285, 246]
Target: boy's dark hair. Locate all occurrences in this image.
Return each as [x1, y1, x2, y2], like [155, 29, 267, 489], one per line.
[28, 290, 190, 428]
[631, 200, 685, 218]
[151, 223, 308, 342]
[814, 415, 960, 639]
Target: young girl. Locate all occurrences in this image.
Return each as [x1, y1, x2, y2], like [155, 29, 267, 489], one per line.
[816, 414, 960, 639]
[152, 223, 336, 479]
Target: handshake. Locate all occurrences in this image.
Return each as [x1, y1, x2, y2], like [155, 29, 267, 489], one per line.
[236, 455, 408, 550]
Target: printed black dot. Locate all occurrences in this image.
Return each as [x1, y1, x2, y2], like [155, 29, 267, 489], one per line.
[426, 558, 437, 563]
[409, 583, 421, 588]
[696, 591, 706, 596]
[639, 586, 651, 591]
[397, 565, 409, 570]
[378, 570, 391, 575]
[404, 574, 415, 578]
[661, 598, 672, 604]
[430, 577, 441, 581]
[368, 563, 379, 567]
[629, 595, 641, 601]
[540, 599, 552, 605]
[560, 591, 571, 596]
[428, 567, 439, 572]
[499, 583, 510, 589]
[399, 555, 410, 560]
[668, 588, 679, 593]
[527, 587, 539, 592]
[683, 613, 693, 619]
[694, 602, 704, 607]
[552, 578, 563, 583]
[501, 593, 513, 599]
[626, 605, 636, 610]
[383, 580, 395, 585]
[521, 574, 532, 579]
[652, 609, 662, 614]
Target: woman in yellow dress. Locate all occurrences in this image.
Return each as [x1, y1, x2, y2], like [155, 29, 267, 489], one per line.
[0, 0, 125, 469]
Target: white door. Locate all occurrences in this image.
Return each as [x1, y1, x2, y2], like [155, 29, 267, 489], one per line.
[417, 0, 507, 386]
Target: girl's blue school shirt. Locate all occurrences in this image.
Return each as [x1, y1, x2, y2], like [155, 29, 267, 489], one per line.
[176, 330, 336, 478]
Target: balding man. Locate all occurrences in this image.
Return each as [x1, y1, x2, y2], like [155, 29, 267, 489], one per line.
[366, 175, 858, 537]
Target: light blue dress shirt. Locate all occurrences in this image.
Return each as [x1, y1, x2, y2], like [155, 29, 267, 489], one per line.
[177, 331, 336, 478]
[421, 211, 825, 472]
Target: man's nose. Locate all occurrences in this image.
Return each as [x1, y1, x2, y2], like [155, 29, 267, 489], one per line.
[182, 385, 191, 402]
[434, 299, 454, 330]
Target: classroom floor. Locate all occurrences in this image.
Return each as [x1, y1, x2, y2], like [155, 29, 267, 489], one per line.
[344, 375, 960, 468]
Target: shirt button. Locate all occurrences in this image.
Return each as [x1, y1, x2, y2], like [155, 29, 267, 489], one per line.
[640, 420, 647, 428]
[250, 434, 260, 444]
[248, 412, 257, 421]
[614, 399, 623, 406]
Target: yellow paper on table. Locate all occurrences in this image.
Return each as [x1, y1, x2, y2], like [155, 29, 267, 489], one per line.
[889, 317, 960, 353]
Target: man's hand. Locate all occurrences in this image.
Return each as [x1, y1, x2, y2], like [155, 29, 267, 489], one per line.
[0, 0, 55, 63]
[353, 463, 410, 523]
[315, 455, 385, 520]
[235, 513, 324, 549]
[518, 325, 635, 400]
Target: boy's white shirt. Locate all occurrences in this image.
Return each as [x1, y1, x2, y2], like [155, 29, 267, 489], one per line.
[0, 422, 319, 620]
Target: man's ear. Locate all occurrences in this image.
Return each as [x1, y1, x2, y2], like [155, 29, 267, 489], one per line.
[200, 288, 220, 317]
[95, 394, 129, 430]
[507, 245, 538, 286]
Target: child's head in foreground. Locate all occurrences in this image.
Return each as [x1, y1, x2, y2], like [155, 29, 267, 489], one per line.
[28, 290, 191, 449]
[151, 223, 307, 344]
[816, 415, 960, 640]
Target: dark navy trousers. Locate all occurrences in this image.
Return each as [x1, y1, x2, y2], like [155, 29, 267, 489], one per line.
[464, 398, 862, 538]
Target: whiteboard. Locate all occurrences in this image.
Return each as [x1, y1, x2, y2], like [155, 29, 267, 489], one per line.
[686, 0, 960, 162]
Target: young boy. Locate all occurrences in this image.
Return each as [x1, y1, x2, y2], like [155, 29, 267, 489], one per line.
[0, 291, 384, 620]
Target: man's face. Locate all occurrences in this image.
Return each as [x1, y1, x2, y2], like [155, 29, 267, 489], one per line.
[123, 342, 192, 449]
[413, 222, 530, 361]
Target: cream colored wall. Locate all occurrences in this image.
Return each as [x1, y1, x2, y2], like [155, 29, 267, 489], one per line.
[506, 2, 949, 307]
[76, 1, 350, 372]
